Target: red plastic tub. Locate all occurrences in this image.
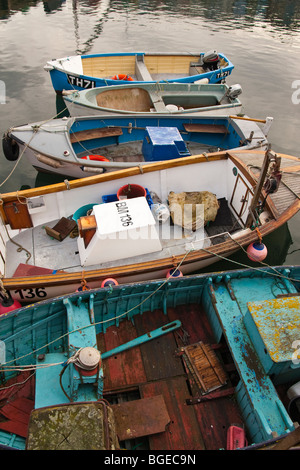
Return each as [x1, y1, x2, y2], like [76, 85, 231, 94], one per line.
[117, 184, 146, 200]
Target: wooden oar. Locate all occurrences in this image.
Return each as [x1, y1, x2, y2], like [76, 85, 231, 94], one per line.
[229, 115, 267, 123]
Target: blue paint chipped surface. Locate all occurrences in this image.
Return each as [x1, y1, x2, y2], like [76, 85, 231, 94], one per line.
[211, 276, 296, 442]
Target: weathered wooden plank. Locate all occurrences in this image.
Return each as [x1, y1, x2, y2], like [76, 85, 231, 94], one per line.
[70, 127, 123, 143]
[140, 377, 205, 450]
[134, 309, 184, 381]
[183, 123, 228, 134]
[193, 397, 243, 450]
[3, 201, 33, 229]
[111, 395, 170, 440]
[99, 319, 147, 391]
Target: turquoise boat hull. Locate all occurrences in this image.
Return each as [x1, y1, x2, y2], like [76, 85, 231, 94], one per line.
[0, 265, 300, 450]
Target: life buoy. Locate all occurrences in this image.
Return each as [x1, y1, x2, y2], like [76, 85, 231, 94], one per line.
[112, 74, 134, 81]
[81, 155, 110, 162]
[2, 134, 19, 162]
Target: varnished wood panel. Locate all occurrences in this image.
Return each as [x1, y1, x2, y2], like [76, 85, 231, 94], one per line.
[82, 56, 136, 78]
[144, 55, 199, 74]
[3, 201, 33, 229]
[70, 126, 123, 143]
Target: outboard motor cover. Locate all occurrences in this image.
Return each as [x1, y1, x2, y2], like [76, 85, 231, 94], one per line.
[202, 50, 219, 70]
[228, 84, 242, 100]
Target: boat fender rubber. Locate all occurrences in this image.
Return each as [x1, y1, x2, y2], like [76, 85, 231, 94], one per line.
[112, 74, 134, 81]
[166, 268, 183, 279]
[2, 134, 19, 161]
[0, 296, 22, 315]
[101, 278, 119, 288]
[81, 166, 105, 173]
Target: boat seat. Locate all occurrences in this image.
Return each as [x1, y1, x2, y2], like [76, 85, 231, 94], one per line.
[70, 127, 123, 143]
[183, 123, 229, 134]
[135, 55, 153, 82]
[27, 402, 119, 450]
[189, 61, 205, 76]
[148, 92, 166, 113]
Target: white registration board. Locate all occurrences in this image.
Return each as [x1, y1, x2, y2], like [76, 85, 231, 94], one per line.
[78, 197, 162, 266]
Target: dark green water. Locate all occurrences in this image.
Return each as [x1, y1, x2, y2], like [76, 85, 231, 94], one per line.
[0, 0, 299, 269]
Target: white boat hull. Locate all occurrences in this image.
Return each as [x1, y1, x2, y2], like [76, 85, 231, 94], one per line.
[64, 100, 243, 118]
[10, 251, 238, 303]
[7, 114, 272, 179]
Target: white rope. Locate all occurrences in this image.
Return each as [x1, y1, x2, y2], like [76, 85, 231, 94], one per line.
[0, 101, 70, 188]
[0, 371, 35, 392]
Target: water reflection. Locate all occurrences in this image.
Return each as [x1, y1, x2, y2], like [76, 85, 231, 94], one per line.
[43, 0, 65, 14]
[0, 0, 39, 19]
[1, 0, 299, 33]
[72, 0, 110, 54]
[106, 0, 300, 32]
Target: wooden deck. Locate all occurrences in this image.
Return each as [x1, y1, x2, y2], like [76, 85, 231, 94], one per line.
[231, 150, 300, 217]
[98, 303, 243, 450]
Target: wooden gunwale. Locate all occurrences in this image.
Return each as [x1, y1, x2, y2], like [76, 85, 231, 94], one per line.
[0, 152, 227, 203]
[0, 152, 225, 224]
[3, 148, 296, 204]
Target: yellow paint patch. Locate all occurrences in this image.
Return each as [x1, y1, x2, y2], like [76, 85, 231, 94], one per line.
[247, 296, 300, 363]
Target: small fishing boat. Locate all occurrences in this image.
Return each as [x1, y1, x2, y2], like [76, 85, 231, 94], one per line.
[44, 51, 234, 94]
[0, 265, 300, 450]
[2, 114, 272, 178]
[0, 147, 299, 305]
[62, 82, 243, 117]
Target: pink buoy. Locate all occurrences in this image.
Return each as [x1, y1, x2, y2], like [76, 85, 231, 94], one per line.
[247, 242, 268, 262]
[0, 297, 22, 315]
[101, 278, 119, 288]
[166, 268, 183, 279]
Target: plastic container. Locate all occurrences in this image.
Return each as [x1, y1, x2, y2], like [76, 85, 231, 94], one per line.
[227, 425, 247, 450]
[103, 188, 153, 207]
[72, 203, 97, 222]
[151, 203, 170, 223]
[117, 184, 147, 200]
[165, 104, 179, 112]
